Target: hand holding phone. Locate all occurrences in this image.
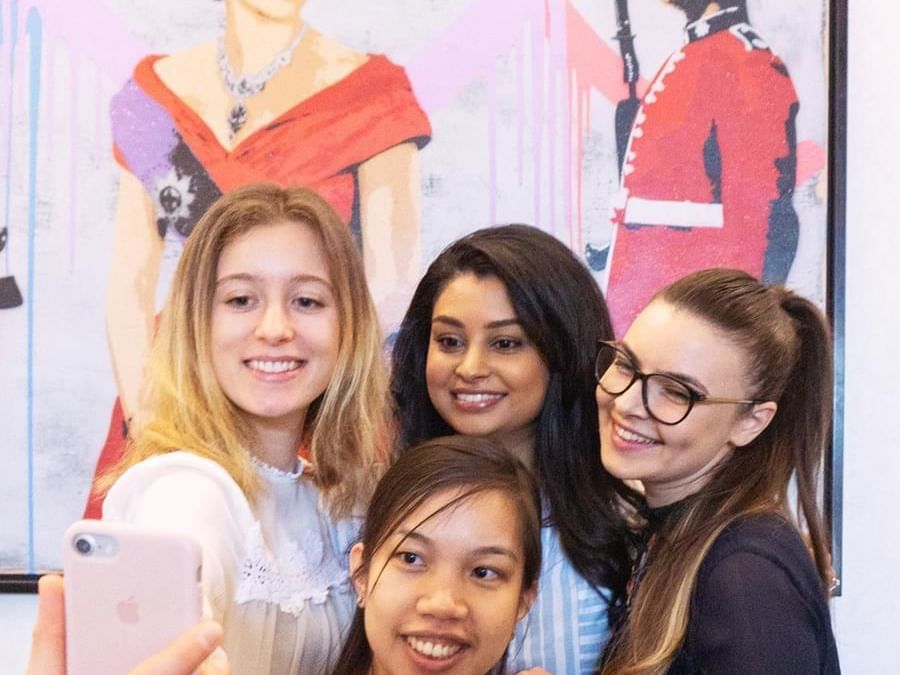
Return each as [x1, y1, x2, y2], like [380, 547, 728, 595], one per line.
[63, 520, 203, 675]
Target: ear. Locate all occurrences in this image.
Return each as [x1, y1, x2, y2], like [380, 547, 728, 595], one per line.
[516, 583, 538, 623]
[729, 401, 777, 448]
[349, 542, 368, 607]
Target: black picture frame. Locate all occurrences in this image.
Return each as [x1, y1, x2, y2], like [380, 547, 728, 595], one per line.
[825, 0, 848, 597]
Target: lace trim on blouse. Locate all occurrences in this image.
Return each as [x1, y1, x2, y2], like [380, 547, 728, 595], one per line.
[235, 521, 349, 616]
[250, 454, 304, 480]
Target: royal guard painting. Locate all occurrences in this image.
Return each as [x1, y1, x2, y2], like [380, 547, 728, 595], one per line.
[603, 0, 801, 334]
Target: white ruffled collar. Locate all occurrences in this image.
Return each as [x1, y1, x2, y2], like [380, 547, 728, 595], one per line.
[250, 454, 305, 481]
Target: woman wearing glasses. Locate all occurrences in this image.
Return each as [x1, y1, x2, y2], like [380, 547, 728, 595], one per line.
[595, 268, 840, 674]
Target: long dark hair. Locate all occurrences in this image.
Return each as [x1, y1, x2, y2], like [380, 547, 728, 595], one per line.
[331, 435, 543, 675]
[391, 224, 636, 609]
[602, 268, 833, 674]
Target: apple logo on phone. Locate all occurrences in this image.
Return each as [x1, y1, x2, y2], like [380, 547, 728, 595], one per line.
[116, 596, 140, 625]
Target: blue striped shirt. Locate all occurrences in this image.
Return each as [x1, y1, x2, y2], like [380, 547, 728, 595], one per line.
[507, 525, 611, 674]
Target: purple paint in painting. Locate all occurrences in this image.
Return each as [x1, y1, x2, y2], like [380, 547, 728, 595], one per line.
[110, 80, 179, 195]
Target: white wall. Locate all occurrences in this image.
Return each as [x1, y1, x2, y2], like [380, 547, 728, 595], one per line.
[829, 1, 900, 671]
[3, 2, 900, 672]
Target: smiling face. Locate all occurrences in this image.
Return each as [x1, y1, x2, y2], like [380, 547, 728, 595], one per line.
[210, 221, 340, 441]
[597, 300, 773, 507]
[351, 488, 534, 675]
[425, 274, 550, 461]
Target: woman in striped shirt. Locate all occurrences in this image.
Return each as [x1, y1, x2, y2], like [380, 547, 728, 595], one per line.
[391, 225, 639, 674]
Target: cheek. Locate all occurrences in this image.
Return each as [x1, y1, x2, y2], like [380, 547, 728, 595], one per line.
[424, 349, 449, 394]
[514, 359, 550, 405]
[475, 591, 527, 662]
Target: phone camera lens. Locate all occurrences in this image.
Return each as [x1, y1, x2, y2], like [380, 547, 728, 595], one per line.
[74, 535, 95, 555]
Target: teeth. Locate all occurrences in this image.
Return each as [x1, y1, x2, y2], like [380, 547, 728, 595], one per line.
[455, 393, 502, 403]
[406, 637, 463, 659]
[247, 360, 300, 374]
[615, 424, 656, 445]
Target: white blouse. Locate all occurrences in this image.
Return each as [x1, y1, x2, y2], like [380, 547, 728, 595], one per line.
[103, 451, 358, 675]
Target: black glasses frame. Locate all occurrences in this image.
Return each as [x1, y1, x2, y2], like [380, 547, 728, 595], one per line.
[594, 340, 763, 425]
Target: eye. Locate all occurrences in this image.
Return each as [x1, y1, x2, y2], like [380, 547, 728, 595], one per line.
[225, 294, 254, 309]
[434, 334, 464, 351]
[658, 381, 693, 403]
[472, 566, 501, 581]
[394, 550, 425, 567]
[613, 356, 636, 375]
[491, 337, 522, 351]
[293, 296, 323, 310]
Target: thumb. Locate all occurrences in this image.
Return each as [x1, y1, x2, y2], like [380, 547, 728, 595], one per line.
[128, 621, 226, 675]
[26, 575, 67, 675]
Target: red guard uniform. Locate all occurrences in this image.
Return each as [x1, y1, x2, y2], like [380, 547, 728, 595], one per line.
[605, 6, 800, 334]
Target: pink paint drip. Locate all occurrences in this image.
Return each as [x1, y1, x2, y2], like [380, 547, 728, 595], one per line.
[69, 54, 79, 272]
[25, 0, 146, 83]
[487, 65, 497, 225]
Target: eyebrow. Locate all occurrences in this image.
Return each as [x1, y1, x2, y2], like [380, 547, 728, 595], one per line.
[431, 315, 521, 330]
[394, 528, 520, 562]
[619, 341, 709, 393]
[216, 272, 332, 288]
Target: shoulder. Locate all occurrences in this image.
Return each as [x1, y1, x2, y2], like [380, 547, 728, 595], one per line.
[706, 513, 811, 564]
[151, 42, 217, 99]
[104, 451, 251, 526]
[692, 515, 832, 655]
[309, 32, 369, 81]
[699, 513, 822, 597]
[676, 514, 839, 674]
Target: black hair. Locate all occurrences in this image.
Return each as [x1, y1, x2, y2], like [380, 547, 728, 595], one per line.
[391, 224, 637, 617]
[331, 435, 542, 675]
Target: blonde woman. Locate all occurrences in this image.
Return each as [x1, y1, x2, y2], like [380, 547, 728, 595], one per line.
[99, 183, 392, 675]
[86, 0, 429, 516]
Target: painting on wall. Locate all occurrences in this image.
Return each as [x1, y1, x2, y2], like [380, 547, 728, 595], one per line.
[0, 0, 845, 587]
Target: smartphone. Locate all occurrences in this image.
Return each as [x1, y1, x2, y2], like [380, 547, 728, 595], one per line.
[63, 520, 203, 675]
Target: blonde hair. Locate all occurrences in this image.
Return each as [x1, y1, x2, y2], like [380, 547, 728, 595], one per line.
[100, 183, 392, 517]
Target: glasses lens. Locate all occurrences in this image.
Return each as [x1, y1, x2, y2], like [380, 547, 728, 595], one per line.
[645, 374, 694, 424]
[595, 343, 635, 395]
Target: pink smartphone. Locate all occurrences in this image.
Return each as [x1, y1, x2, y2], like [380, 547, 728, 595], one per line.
[63, 520, 203, 675]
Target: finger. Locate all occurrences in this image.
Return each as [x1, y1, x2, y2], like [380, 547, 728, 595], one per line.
[128, 621, 224, 675]
[26, 575, 67, 675]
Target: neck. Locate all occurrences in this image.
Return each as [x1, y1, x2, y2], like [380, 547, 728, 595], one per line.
[492, 427, 536, 473]
[246, 415, 306, 473]
[224, 2, 306, 75]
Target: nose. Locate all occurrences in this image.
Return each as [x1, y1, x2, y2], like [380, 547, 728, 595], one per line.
[415, 575, 469, 621]
[455, 344, 489, 381]
[612, 377, 647, 419]
[254, 301, 295, 343]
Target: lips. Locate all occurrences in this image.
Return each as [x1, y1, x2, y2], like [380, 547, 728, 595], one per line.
[405, 635, 466, 659]
[450, 390, 505, 411]
[612, 421, 659, 447]
[403, 633, 471, 671]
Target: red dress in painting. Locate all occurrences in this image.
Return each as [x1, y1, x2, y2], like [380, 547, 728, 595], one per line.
[604, 6, 799, 334]
[84, 54, 431, 517]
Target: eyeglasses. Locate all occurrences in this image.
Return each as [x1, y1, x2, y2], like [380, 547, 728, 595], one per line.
[593, 340, 763, 425]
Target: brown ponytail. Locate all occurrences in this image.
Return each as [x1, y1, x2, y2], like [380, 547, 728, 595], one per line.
[602, 269, 834, 675]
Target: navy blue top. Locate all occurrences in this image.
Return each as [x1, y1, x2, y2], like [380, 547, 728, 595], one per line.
[664, 513, 840, 674]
